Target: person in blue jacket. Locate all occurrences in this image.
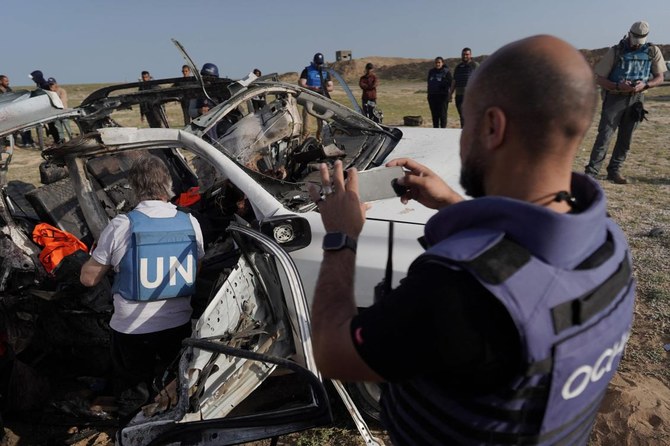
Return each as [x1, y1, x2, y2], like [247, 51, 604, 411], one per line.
[299, 52, 333, 140]
[308, 35, 635, 446]
[426, 57, 452, 128]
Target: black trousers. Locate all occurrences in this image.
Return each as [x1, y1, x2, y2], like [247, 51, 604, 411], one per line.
[110, 322, 191, 396]
[455, 94, 465, 128]
[428, 94, 448, 128]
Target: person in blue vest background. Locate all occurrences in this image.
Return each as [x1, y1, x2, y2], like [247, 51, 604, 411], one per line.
[308, 35, 635, 445]
[585, 21, 667, 184]
[80, 154, 205, 415]
[299, 52, 333, 140]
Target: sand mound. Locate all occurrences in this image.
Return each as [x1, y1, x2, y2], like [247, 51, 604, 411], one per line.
[592, 372, 670, 445]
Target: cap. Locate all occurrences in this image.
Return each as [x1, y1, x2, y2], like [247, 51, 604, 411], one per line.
[47, 77, 57, 85]
[365, 63, 374, 70]
[629, 21, 649, 45]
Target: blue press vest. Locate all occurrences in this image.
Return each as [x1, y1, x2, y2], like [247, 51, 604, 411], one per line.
[608, 43, 653, 83]
[381, 175, 636, 445]
[304, 63, 325, 89]
[112, 210, 197, 301]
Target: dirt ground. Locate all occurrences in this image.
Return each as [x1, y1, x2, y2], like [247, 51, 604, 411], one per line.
[3, 56, 670, 445]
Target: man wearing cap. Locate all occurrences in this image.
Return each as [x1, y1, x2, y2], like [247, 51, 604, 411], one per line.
[585, 21, 667, 184]
[359, 63, 379, 122]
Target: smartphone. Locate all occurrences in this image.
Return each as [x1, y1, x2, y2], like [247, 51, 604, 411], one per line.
[354, 166, 406, 202]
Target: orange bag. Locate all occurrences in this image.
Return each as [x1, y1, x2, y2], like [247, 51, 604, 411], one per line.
[32, 223, 88, 273]
[175, 186, 201, 207]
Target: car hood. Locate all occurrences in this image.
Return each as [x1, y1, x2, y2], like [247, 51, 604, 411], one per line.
[0, 90, 80, 137]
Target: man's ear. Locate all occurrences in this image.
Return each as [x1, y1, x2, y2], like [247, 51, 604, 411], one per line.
[482, 106, 506, 150]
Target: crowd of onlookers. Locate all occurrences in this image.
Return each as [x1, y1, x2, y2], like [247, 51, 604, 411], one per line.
[0, 70, 69, 149]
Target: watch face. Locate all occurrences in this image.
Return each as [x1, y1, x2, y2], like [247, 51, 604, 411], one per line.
[322, 232, 356, 252]
[323, 232, 345, 250]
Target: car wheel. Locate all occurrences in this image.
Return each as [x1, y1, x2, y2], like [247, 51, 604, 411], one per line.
[345, 381, 381, 422]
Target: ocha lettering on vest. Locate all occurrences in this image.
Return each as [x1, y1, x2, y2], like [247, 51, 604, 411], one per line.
[561, 331, 630, 400]
[139, 255, 195, 289]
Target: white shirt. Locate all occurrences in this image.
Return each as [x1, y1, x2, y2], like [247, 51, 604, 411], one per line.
[91, 200, 205, 334]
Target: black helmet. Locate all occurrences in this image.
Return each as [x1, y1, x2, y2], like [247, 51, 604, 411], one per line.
[313, 53, 325, 66]
[200, 63, 219, 77]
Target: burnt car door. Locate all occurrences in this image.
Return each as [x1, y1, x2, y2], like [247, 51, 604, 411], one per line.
[117, 222, 333, 446]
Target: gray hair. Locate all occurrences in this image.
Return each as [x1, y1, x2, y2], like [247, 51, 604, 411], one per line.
[129, 154, 174, 202]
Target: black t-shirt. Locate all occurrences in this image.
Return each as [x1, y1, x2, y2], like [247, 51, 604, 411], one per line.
[350, 261, 522, 395]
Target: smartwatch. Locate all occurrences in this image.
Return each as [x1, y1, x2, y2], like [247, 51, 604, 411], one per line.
[322, 232, 357, 253]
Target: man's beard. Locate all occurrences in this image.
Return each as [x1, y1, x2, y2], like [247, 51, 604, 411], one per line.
[459, 152, 486, 198]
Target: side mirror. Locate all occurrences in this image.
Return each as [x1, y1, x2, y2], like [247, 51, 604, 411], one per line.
[258, 215, 312, 252]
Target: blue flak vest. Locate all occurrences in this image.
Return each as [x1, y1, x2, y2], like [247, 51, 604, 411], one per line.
[112, 210, 197, 302]
[304, 63, 325, 89]
[608, 42, 653, 84]
[381, 174, 636, 446]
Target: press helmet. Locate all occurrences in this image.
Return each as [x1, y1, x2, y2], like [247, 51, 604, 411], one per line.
[200, 63, 219, 78]
[313, 53, 325, 66]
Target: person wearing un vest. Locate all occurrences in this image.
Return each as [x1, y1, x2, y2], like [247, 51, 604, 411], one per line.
[585, 21, 667, 184]
[80, 154, 205, 414]
[299, 52, 334, 140]
[309, 35, 636, 445]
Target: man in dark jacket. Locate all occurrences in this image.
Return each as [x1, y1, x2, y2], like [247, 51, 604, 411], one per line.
[450, 47, 479, 127]
[308, 35, 635, 446]
[426, 57, 452, 128]
[359, 63, 379, 122]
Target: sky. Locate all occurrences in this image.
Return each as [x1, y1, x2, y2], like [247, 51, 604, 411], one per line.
[3, 0, 670, 86]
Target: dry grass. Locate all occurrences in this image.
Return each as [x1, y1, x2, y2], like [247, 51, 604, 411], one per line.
[4, 80, 670, 446]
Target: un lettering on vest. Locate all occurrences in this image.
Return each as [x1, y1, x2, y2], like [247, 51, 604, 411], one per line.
[139, 254, 195, 289]
[561, 331, 629, 400]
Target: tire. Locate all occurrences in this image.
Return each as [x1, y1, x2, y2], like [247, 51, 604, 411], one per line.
[345, 381, 382, 422]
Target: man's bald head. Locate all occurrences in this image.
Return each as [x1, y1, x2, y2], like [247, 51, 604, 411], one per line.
[466, 35, 597, 154]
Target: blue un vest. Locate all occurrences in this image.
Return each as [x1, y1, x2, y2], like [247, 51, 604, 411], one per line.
[112, 210, 197, 301]
[381, 174, 636, 445]
[608, 43, 653, 83]
[304, 63, 325, 89]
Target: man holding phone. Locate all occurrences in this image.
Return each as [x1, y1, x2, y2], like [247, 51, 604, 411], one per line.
[308, 35, 635, 445]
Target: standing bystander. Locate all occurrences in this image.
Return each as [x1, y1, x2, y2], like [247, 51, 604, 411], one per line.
[139, 71, 165, 128]
[299, 53, 333, 140]
[585, 21, 667, 184]
[48, 77, 73, 139]
[177, 65, 193, 126]
[1, 75, 36, 148]
[359, 63, 380, 122]
[80, 154, 205, 414]
[426, 57, 452, 128]
[30, 70, 61, 144]
[450, 47, 479, 127]
[308, 35, 635, 446]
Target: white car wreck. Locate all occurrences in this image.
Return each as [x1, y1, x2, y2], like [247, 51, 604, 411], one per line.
[0, 72, 463, 445]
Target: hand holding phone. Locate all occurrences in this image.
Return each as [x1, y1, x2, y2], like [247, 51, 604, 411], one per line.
[353, 166, 407, 203]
